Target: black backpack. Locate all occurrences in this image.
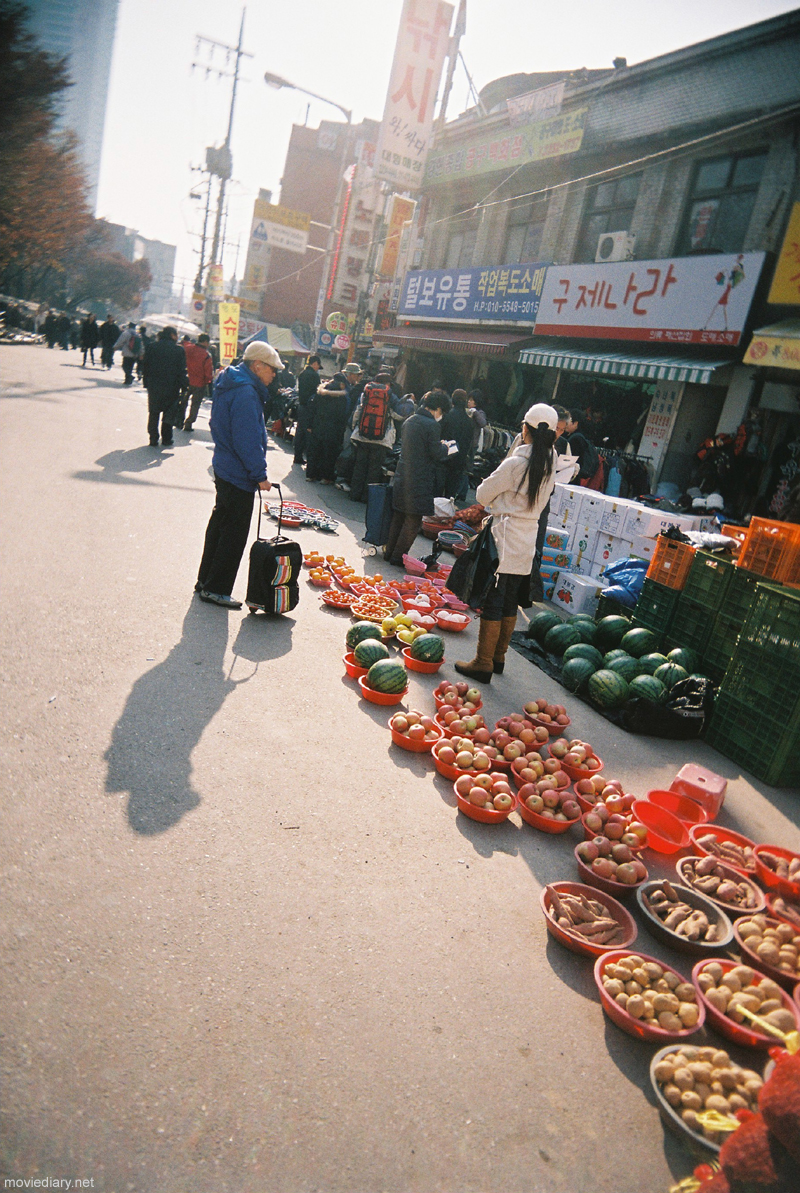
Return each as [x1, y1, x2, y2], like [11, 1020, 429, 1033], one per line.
[357, 383, 391, 440]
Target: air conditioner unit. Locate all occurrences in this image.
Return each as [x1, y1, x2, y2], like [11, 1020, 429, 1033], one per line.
[595, 231, 636, 263]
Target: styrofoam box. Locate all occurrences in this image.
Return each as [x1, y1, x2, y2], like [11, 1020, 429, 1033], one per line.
[552, 572, 604, 616]
[542, 525, 570, 552]
[577, 493, 607, 529]
[592, 532, 634, 565]
[623, 506, 698, 539]
[549, 485, 568, 517]
[540, 564, 561, 583]
[599, 498, 636, 536]
[568, 524, 597, 567]
[630, 534, 658, 561]
[554, 487, 585, 528]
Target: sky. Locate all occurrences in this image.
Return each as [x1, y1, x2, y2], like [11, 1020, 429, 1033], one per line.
[95, 0, 800, 303]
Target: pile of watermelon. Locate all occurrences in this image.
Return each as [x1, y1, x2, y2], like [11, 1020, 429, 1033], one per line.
[527, 610, 707, 712]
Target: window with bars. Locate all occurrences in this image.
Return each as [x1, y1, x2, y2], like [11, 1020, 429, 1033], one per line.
[677, 150, 767, 254]
[574, 174, 642, 263]
[503, 196, 548, 264]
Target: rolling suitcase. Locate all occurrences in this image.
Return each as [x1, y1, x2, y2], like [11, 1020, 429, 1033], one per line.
[245, 483, 302, 614]
[362, 482, 394, 556]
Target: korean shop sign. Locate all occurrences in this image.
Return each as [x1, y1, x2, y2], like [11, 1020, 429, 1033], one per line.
[534, 252, 766, 345]
[398, 262, 548, 324]
[375, 0, 454, 192]
[768, 202, 800, 306]
[425, 106, 587, 185]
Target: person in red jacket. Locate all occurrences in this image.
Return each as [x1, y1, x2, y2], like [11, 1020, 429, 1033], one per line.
[182, 333, 214, 433]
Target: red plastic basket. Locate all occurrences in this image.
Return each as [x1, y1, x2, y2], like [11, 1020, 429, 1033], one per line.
[596, 951, 703, 1042]
[540, 882, 637, 958]
[645, 537, 696, 590]
[691, 957, 799, 1048]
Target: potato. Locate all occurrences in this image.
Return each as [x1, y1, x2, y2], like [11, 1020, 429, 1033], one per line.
[680, 1089, 702, 1110]
[614, 992, 629, 1009]
[694, 1082, 712, 1105]
[759, 979, 784, 1002]
[679, 1002, 700, 1028]
[717, 984, 736, 1004]
[626, 994, 646, 1019]
[663, 1083, 682, 1107]
[680, 1046, 700, 1060]
[654, 977, 671, 993]
[675, 982, 696, 1002]
[659, 1011, 684, 1032]
[654, 1060, 676, 1083]
[722, 972, 741, 993]
[738, 921, 761, 940]
[707, 988, 729, 1013]
[698, 1047, 717, 1063]
[697, 971, 716, 993]
[777, 921, 797, 943]
[687, 1061, 713, 1082]
[604, 978, 625, 997]
[681, 1108, 700, 1130]
[757, 941, 781, 966]
[704, 962, 724, 984]
[642, 962, 663, 982]
[673, 1067, 694, 1091]
[759, 999, 783, 1015]
[714, 1068, 739, 1091]
[632, 966, 650, 986]
[729, 965, 756, 986]
[712, 1050, 731, 1068]
[764, 1008, 796, 1033]
[653, 992, 679, 1015]
[705, 1094, 730, 1114]
[662, 971, 679, 990]
[728, 1094, 748, 1112]
[625, 980, 643, 996]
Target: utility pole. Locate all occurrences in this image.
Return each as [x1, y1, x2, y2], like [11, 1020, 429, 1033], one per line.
[192, 173, 213, 294]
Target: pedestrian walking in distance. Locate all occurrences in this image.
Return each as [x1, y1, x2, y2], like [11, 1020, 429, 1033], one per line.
[182, 333, 214, 432]
[141, 326, 188, 447]
[195, 341, 279, 610]
[115, 322, 142, 386]
[455, 403, 559, 684]
[80, 312, 99, 366]
[305, 371, 349, 484]
[293, 354, 321, 465]
[99, 313, 120, 369]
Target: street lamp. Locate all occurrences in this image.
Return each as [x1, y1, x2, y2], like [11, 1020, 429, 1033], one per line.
[264, 70, 353, 351]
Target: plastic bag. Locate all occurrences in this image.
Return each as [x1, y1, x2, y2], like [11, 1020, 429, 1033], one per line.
[622, 677, 715, 739]
[602, 583, 637, 609]
[434, 497, 456, 517]
[601, 557, 648, 603]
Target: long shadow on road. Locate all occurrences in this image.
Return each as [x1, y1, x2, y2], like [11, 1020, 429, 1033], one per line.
[73, 446, 211, 491]
[105, 603, 294, 834]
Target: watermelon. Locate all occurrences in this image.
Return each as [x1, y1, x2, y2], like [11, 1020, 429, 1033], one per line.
[561, 657, 596, 692]
[603, 649, 629, 667]
[621, 627, 659, 658]
[638, 652, 669, 675]
[366, 659, 408, 693]
[563, 643, 604, 670]
[667, 646, 700, 673]
[570, 614, 597, 627]
[353, 638, 390, 667]
[410, 633, 444, 662]
[571, 620, 598, 645]
[655, 662, 689, 690]
[347, 621, 383, 650]
[607, 654, 642, 682]
[628, 674, 666, 703]
[594, 615, 631, 651]
[544, 622, 583, 655]
[587, 668, 630, 709]
[528, 610, 562, 642]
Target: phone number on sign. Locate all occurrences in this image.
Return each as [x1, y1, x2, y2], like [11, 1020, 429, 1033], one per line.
[473, 299, 539, 315]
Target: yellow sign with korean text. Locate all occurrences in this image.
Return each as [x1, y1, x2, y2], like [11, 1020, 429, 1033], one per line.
[768, 202, 800, 306]
[218, 301, 240, 365]
[744, 324, 800, 371]
[379, 196, 416, 278]
[425, 107, 588, 185]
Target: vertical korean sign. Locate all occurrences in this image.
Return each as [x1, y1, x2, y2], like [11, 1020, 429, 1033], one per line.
[218, 302, 240, 366]
[639, 380, 683, 481]
[375, 0, 454, 192]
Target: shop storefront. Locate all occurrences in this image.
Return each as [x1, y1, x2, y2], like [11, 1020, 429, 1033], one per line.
[741, 320, 800, 519]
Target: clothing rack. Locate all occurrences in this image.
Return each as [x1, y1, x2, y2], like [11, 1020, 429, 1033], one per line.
[599, 447, 653, 463]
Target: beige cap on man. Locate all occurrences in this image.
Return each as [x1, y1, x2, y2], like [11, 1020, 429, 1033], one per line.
[243, 341, 284, 370]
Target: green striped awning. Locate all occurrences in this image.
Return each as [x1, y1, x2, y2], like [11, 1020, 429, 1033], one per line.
[518, 345, 731, 384]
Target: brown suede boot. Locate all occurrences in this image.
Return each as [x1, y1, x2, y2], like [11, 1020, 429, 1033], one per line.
[492, 615, 519, 674]
[454, 618, 502, 684]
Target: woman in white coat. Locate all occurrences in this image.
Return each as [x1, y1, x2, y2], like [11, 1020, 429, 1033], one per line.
[455, 403, 560, 683]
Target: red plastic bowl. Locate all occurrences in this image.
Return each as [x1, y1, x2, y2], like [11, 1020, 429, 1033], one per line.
[454, 781, 514, 824]
[434, 611, 470, 632]
[645, 789, 708, 827]
[540, 882, 637, 958]
[560, 754, 605, 782]
[431, 741, 483, 781]
[575, 844, 648, 896]
[595, 951, 704, 1042]
[691, 957, 799, 1048]
[754, 845, 800, 900]
[516, 792, 580, 834]
[357, 675, 407, 706]
[675, 856, 766, 918]
[343, 651, 368, 679]
[400, 646, 443, 674]
[688, 824, 758, 875]
[579, 813, 646, 850]
[309, 575, 332, 587]
[524, 715, 569, 737]
[388, 716, 443, 754]
[733, 915, 800, 991]
[631, 799, 689, 854]
[766, 893, 800, 928]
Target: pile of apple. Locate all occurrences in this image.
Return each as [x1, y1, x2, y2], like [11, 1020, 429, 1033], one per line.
[549, 737, 603, 772]
[455, 771, 515, 814]
[510, 750, 570, 787]
[434, 679, 482, 711]
[389, 709, 440, 745]
[437, 708, 488, 738]
[581, 788, 648, 849]
[577, 837, 648, 886]
[495, 712, 550, 747]
[523, 698, 570, 727]
[517, 779, 581, 824]
[574, 774, 634, 807]
[435, 737, 495, 776]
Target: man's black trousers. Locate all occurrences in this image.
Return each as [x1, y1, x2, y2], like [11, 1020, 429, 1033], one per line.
[197, 475, 256, 598]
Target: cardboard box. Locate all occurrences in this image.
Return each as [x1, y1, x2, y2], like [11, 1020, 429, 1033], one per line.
[623, 505, 698, 539]
[568, 524, 597, 572]
[592, 535, 634, 578]
[542, 525, 570, 552]
[630, 534, 658, 562]
[599, 498, 635, 536]
[551, 572, 604, 616]
[577, 493, 607, 529]
[554, 487, 585, 528]
[549, 484, 568, 517]
[541, 548, 574, 570]
[543, 578, 557, 601]
[540, 564, 561, 583]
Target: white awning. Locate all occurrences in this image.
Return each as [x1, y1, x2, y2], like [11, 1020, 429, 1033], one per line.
[518, 344, 732, 384]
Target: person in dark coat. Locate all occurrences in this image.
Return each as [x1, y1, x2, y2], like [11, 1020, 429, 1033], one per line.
[43, 311, 58, 348]
[56, 312, 71, 350]
[306, 371, 349, 483]
[440, 389, 475, 501]
[141, 326, 189, 447]
[99, 315, 120, 369]
[384, 391, 451, 566]
[80, 313, 100, 366]
[293, 355, 321, 464]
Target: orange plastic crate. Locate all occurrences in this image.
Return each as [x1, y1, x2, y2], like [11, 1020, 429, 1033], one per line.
[736, 517, 800, 586]
[720, 524, 746, 554]
[645, 536, 696, 590]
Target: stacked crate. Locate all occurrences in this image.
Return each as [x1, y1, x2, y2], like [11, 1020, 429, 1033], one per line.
[705, 583, 800, 786]
[631, 578, 681, 651]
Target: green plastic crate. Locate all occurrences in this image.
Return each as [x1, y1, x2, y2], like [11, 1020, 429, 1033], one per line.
[665, 595, 716, 657]
[703, 612, 741, 682]
[737, 581, 800, 666]
[717, 568, 759, 625]
[596, 594, 631, 622]
[682, 550, 735, 613]
[631, 578, 679, 639]
[704, 690, 800, 787]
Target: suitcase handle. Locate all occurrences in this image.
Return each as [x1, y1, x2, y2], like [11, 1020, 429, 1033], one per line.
[258, 482, 283, 540]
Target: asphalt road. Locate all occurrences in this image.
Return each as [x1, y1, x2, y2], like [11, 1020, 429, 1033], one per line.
[1, 345, 798, 1193]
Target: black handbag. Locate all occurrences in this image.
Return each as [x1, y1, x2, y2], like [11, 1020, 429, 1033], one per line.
[445, 518, 498, 608]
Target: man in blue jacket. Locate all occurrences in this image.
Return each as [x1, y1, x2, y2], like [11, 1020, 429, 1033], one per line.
[196, 341, 280, 608]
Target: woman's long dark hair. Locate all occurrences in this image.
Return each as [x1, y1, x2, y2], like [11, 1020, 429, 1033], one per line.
[518, 422, 556, 508]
